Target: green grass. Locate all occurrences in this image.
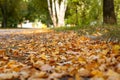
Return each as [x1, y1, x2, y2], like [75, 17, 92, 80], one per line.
[52, 25, 120, 43]
[52, 26, 82, 31]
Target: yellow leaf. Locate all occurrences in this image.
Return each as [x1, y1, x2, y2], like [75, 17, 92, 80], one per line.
[91, 70, 103, 77]
[106, 69, 120, 80]
[85, 63, 99, 70]
[13, 67, 21, 72]
[52, 51, 59, 55]
[79, 36, 89, 41]
[112, 45, 120, 54]
[78, 57, 85, 63]
[30, 54, 36, 64]
[40, 54, 47, 60]
[7, 60, 16, 68]
[79, 68, 90, 77]
[41, 48, 46, 52]
[75, 73, 83, 80]
[102, 49, 109, 55]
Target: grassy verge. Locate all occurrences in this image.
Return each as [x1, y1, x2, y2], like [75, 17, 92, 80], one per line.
[52, 25, 120, 43]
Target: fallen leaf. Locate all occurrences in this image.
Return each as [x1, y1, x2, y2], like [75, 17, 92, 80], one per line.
[91, 70, 103, 77]
[106, 69, 120, 80]
[40, 64, 53, 71]
[0, 49, 6, 57]
[78, 68, 90, 77]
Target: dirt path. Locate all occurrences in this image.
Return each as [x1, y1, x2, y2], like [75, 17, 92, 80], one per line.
[0, 29, 52, 35]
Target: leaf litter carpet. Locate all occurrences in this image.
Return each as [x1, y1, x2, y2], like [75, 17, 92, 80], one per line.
[0, 29, 120, 80]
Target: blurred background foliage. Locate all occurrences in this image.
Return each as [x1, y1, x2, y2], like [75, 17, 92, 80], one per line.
[0, 0, 120, 28]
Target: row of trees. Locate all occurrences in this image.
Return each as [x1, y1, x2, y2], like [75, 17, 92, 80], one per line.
[0, 0, 27, 28]
[67, 0, 118, 26]
[0, 0, 120, 28]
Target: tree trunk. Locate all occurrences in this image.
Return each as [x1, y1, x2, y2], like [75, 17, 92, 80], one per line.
[52, 0, 57, 27]
[47, 0, 67, 27]
[0, 0, 7, 28]
[75, 3, 78, 25]
[57, 0, 67, 27]
[1, 7, 7, 28]
[47, 0, 57, 27]
[103, 0, 117, 24]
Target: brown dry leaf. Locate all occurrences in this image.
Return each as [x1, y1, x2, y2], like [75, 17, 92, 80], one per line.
[78, 57, 86, 63]
[75, 73, 83, 80]
[7, 60, 16, 68]
[0, 49, 6, 57]
[52, 51, 59, 55]
[12, 49, 19, 57]
[29, 71, 47, 79]
[12, 67, 21, 72]
[20, 71, 29, 79]
[68, 78, 74, 80]
[66, 50, 79, 55]
[91, 70, 103, 77]
[29, 53, 37, 64]
[106, 69, 120, 80]
[85, 63, 99, 70]
[78, 68, 90, 77]
[90, 77, 105, 80]
[69, 69, 78, 76]
[55, 66, 63, 72]
[40, 54, 47, 60]
[33, 61, 44, 68]
[3, 56, 9, 60]
[112, 45, 120, 55]
[0, 72, 19, 80]
[48, 72, 65, 80]
[19, 66, 32, 79]
[6, 60, 23, 72]
[38, 71, 47, 78]
[40, 64, 53, 71]
[79, 36, 89, 41]
[116, 63, 120, 73]
[40, 47, 46, 52]
[101, 49, 109, 55]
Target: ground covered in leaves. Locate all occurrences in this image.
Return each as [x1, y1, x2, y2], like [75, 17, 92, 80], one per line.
[0, 29, 120, 80]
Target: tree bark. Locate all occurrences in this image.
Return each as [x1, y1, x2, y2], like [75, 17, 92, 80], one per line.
[47, 0, 57, 27]
[0, 0, 7, 28]
[103, 0, 117, 24]
[57, 0, 67, 27]
[47, 0, 67, 27]
[1, 6, 7, 28]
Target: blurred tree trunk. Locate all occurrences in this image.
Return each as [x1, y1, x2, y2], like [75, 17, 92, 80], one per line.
[103, 0, 117, 24]
[47, 0, 67, 27]
[1, 5, 7, 28]
[47, 0, 57, 27]
[0, 0, 7, 28]
[56, 0, 67, 27]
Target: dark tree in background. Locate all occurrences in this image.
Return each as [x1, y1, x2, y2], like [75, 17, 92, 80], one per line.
[0, 0, 7, 28]
[0, 0, 26, 28]
[103, 0, 117, 24]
